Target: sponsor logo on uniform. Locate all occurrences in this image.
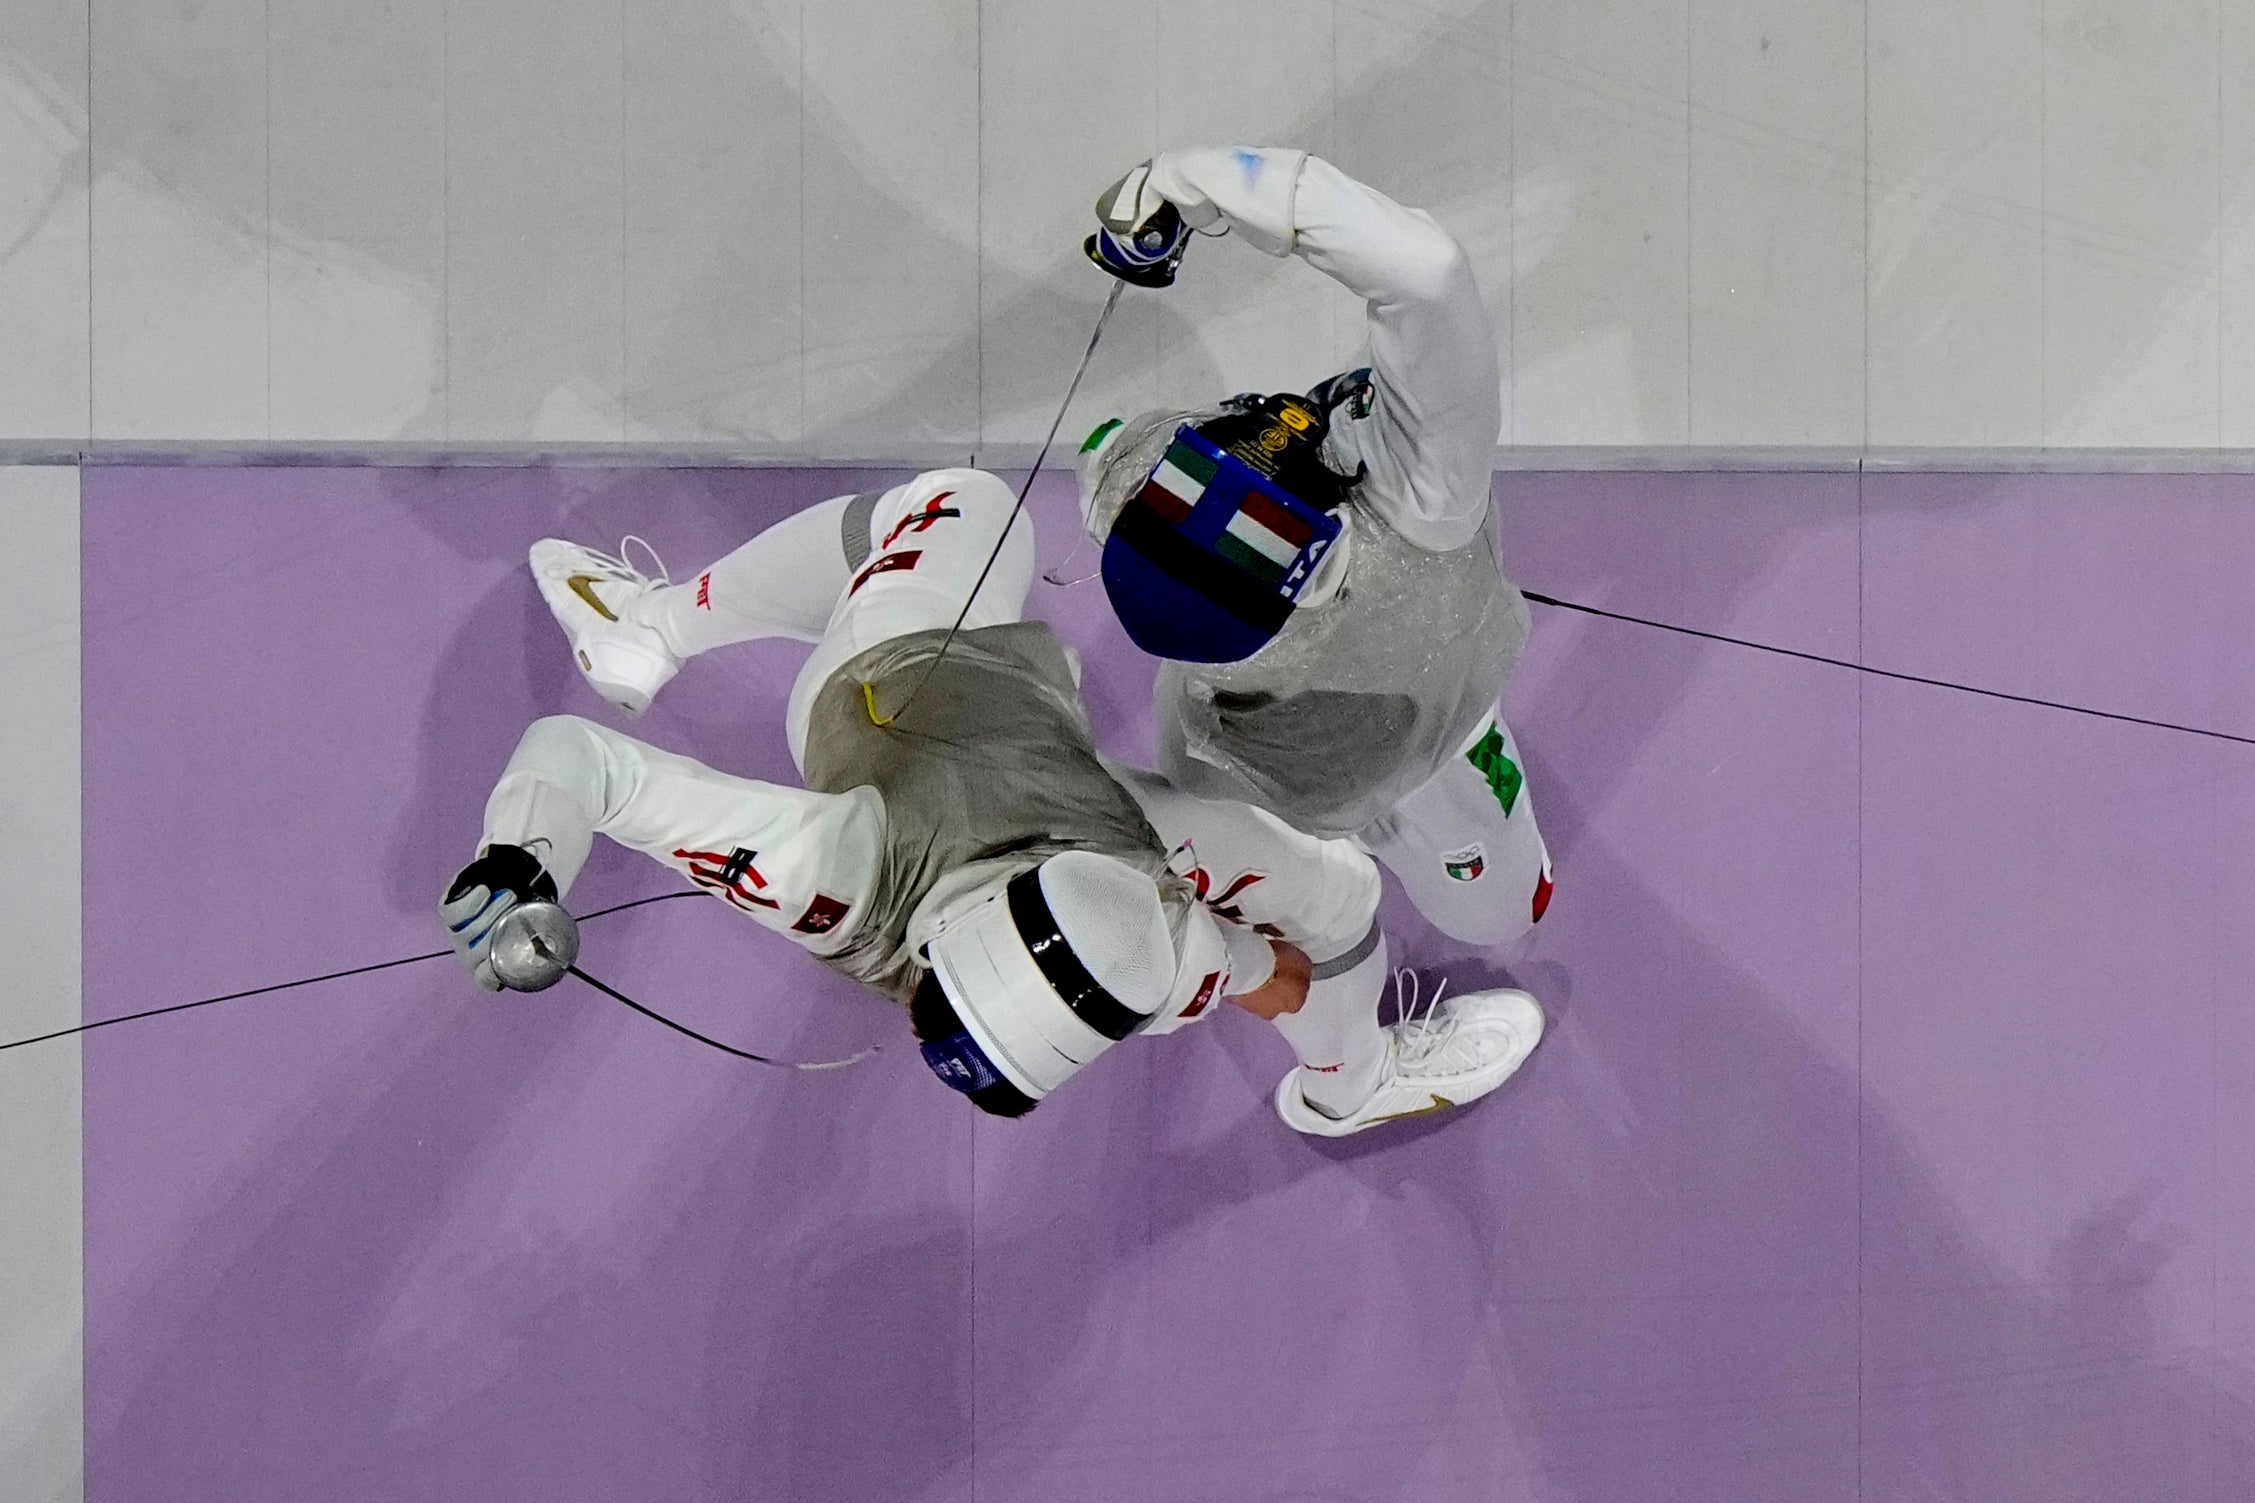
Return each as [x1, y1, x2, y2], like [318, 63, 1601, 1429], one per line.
[1179, 969, 1224, 1020]
[676, 845, 780, 912]
[792, 893, 852, 935]
[1466, 723, 1524, 816]
[1443, 845, 1486, 882]
[695, 571, 712, 610]
[881, 492, 961, 548]
[849, 549, 923, 595]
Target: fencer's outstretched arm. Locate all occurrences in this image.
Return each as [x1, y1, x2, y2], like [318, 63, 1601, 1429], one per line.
[1143, 147, 1501, 551]
[479, 715, 882, 939]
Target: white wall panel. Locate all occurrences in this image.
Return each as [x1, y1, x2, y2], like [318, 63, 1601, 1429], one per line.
[800, 0, 979, 459]
[90, 0, 268, 439]
[27, 0, 2255, 454]
[1513, 0, 1689, 444]
[0, 466, 83, 1503]
[1866, 0, 2043, 447]
[268, 0, 446, 441]
[1153, 0, 1346, 411]
[1687, 0, 1865, 444]
[623, 0, 801, 445]
[0, 10, 89, 443]
[2222, 0, 2255, 448]
[1336, 0, 1509, 434]
[976, 0, 1162, 455]
[445, 0, 626, 441]
[2043, 0, 2220, 446]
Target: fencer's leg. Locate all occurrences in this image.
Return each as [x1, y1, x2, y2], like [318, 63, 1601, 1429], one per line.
[529, 493, 876, 717]
[830, 467, 1038, 630]
[1097, 755, 1397, 1117]
[782, 468, 1037, 768]
[631, 491, 871, 657]
[1264, 923, 1390, 1116]
[1363, 711, 1553, 950]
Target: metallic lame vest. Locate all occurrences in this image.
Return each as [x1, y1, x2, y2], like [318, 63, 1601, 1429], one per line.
[1157, 503, 1527, 837]
[800, 622, 1165, 1003]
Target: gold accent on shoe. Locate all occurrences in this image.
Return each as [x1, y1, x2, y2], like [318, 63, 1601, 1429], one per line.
[565, 574, 619, 622]
[1364, 1093, 1455, 1125]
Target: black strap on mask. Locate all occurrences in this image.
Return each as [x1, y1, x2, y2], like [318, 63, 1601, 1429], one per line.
[1005, 868, 1147, 1042]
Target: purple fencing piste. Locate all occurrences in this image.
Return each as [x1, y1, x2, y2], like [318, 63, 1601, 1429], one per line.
[78, 464, 2255, 1501]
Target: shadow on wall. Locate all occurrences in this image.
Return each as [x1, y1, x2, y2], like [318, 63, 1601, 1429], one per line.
[13, 0, 2254, 447]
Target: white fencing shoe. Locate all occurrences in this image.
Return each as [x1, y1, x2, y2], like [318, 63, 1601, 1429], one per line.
[1274, 972, 1544, 1138]
[529, 536, 682, 716]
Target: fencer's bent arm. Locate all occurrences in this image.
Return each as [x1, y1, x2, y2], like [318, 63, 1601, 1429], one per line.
[1224, 941, 1313, 1021]
[1143, 147, 1502, 551]
[480, 715, 883, 934]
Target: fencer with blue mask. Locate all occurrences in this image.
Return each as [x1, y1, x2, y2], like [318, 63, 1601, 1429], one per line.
[441, 463, 1542, 1135]
[1081, 148, 1553, 1126]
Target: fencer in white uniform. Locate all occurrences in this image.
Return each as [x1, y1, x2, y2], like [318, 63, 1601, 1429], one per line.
[1079, 148, 1552, 959]
[440, 469, 1543, 1133]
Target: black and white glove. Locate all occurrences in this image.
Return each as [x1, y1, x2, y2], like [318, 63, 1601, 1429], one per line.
[439, 844, 559, 991]
[1085, 162, 1190, 288]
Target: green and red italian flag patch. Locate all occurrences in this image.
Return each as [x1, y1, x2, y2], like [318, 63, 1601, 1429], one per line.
[1137, 439, 1321, 587]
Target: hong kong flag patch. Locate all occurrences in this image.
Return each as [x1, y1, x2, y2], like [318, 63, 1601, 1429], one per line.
[792, 893, 853, 935]
[1179, 969, 1224, 1020]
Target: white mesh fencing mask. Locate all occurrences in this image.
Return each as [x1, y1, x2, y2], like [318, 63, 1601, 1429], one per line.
[921, 850, 1176, 1101]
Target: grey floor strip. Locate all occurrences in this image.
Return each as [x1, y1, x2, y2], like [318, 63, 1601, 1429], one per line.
[0, 465, 86, 1503]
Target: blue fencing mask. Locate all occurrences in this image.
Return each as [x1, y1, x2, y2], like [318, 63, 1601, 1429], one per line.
[1091, 393, 1350, 664]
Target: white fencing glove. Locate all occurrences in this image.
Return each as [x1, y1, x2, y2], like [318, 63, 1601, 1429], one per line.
[1086, 162, 1191, 287]
[439, 844, 559, 991]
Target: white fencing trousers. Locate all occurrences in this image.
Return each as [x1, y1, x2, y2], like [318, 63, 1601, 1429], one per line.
[1102, 758, 1388, 1092]
[1101, 759, 1383, 983]
[1359, 711, 1553, 950]
[638, 468, 1036, 774]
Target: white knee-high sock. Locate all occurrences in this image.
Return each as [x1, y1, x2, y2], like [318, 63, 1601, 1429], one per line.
[1266, 927, 1389, 1115]
[635, 493, 863, 659]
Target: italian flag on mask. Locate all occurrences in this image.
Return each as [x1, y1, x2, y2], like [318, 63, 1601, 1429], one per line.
[1138, 439, 1320, 587]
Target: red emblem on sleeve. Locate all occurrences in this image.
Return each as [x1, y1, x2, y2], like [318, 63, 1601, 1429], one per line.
[792, 894, 853, 935]
[1179, 970, 1224, 1020]
[676, 846, 780, 912]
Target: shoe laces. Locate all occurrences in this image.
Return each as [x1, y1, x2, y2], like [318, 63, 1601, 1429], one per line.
[589, 535, 670, 589]
[1387, 967, 1464, 1072]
